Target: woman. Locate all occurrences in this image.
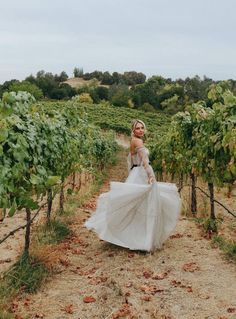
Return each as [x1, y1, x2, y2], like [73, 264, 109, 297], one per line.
[85, 120, 181, 252]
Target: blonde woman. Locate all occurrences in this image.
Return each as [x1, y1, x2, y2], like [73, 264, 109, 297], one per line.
[85, 120, 181, 252]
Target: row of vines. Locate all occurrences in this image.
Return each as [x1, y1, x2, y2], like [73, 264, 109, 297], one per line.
[149, 85, 236, 228]
[64, 86, 235, 229]
[0, 91, 118, 258]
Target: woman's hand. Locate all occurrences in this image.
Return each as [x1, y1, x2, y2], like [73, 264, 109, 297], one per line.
[148, 176, 155, 184]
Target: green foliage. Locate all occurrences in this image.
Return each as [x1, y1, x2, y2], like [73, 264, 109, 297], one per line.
[0, 79, 19, 99]
[122, 71, 146, 85]
[50, 83, 76, 100]
[68, 100, 170, 137]
[54, 71, 69, 83]
[80, 70, 146, 86]
[8, 80, 43, 100]
[111, 85, 130, 107]
[213, 236, 236, 262]
[78, 92, 93, 103]
[73, 67, 84, 77]
[4, 254, 49, 293]
[183, 75, 213, 103]
[36, 219, 71, 244]
[139, 102, 156, 113]
[131, 76, 166, 109]
[150, 85, 236, 188]
[0, 92, 118, 257]
[203, 218, 221, 233]
[94, 86, 109, 101]
[25, 71, 76, 100]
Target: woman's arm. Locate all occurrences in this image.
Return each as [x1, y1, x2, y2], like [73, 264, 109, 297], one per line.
[136, 147, 155, 184]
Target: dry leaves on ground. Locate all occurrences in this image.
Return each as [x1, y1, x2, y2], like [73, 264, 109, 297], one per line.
[182, 262, 200, 272]
[83, 296, 96, 303]
[61, 304, 74, 314]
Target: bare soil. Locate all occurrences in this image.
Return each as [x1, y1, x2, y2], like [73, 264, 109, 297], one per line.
[1, 139, 236, 319]
[63, 77, 109, 89]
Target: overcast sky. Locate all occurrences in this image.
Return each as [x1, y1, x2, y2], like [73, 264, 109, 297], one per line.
[1, 0, 236, 84]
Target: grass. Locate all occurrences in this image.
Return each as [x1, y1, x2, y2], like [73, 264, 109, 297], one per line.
[66, 169, 109, 209]
[0, 254, 49, 315]
[35, 219, 71, 245]
[193, 217, 223, 234]
[0, 311, 15, 319]
[0, 217, 72, 316]
[212, 235, 236, 263]
[5, 255, 49, 293]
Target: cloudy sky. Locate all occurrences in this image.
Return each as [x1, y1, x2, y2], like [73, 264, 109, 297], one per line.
[1, 0, 236, 84]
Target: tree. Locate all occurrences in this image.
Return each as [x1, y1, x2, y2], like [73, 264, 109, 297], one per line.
[109, 84, 130, 107]
[78, 93, 93, 103]
[139, 102, 156, 112]
[0, 79, 19, 98]
[55, 71, 68, 83]
[73, 67, 84, 78]
[8, 80, 43, 100]
[184, 75, 212, 103]
[161, 94, 181, 114]
[122, 71, 146, 85]
[131, 76, 166, 109]
[94, 86, 109, 101]
[101, 71, 114, 85]
[50, 84, 76, 100]
[112, 72, 123, 84]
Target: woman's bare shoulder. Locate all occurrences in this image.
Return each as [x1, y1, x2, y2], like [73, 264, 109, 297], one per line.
[130, 137, 143, 148]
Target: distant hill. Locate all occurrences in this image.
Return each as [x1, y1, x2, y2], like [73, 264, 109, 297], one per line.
[63, 77, 109, 88]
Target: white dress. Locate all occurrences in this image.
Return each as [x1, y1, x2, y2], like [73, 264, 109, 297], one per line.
[85, 146, 181, 252]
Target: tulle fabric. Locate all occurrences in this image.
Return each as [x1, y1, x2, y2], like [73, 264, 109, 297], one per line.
[85, 149, 181, 252]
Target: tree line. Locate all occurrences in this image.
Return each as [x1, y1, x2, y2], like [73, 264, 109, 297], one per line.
[1, 68, 236, 115]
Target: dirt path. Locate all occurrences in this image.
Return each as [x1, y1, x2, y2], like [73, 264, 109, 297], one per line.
[6, 147, 236, 319]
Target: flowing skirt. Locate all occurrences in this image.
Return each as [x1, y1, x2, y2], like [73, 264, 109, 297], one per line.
[85, 166, 181, 251]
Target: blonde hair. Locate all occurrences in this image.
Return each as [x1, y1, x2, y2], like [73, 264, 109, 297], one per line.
[131, 119, 146, 137]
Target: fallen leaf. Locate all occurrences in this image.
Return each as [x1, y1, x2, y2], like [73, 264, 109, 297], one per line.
[170, 233, 183, 239]
[89, 276, 108, 285]
[141, 295, 152, 301]
[10, 302, 18, 313]
[186, 286, 193, 292]
[34, 313, 45, 318]
[182, 262, 200, 272]
[140, 285, 164, 295]
[72, 248, 84, 255]
[152, 272, 169, 280]
[59, 258, 71, 267]
[227, 307, 235, 313]
[61, 304, 74, 314]
[112, 304, 131, 318]
[171, 280, 182, 287]
[171, 280, 193, 292]
[83, 296, 96, 303]
[143, 270, 153, 279]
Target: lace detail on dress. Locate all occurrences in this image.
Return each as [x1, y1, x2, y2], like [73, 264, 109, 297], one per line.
[127, 153, 132, 172]
[128, 146, 155, 179]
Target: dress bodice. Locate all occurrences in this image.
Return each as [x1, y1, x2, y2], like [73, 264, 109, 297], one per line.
[127, 146, 154, 179]
[130, 146, 149, 166]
